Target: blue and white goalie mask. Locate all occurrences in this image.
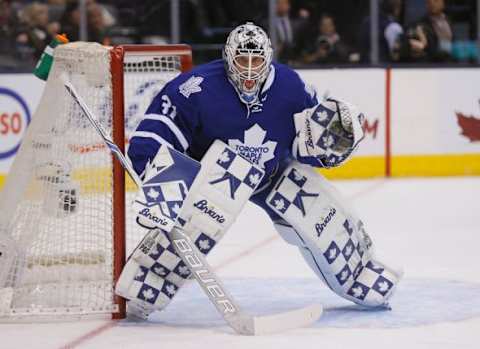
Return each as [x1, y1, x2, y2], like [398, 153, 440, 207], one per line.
[223, 22, 273, 105]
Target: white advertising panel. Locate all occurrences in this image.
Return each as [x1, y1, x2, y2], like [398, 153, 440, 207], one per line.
[298, 69, 386, 156]
[0, 75, 44, 172]
[391, 69, 480, 155]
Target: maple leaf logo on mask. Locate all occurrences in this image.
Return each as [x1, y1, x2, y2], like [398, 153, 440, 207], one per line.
[456, 112, 480, 142]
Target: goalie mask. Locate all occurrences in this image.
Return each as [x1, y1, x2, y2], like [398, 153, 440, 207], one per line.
[223, 22, 273, 105]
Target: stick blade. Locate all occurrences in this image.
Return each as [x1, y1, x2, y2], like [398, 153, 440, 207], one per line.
[252, 304, 322, 335]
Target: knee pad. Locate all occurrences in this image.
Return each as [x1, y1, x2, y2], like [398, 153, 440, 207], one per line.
[267, 161, 402, 308]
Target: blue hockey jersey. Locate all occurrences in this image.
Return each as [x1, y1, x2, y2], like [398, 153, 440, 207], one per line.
[128, 59, 319, 191]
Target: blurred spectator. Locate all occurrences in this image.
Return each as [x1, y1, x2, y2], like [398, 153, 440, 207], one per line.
[359, 0, 407, 62]
[269, 0, 308, 63]
[59, 1, 80, 41]
[16, 2, 60, 59]
[417, 0, 454, 61]
[60, 0, 112, 44]
[87, 2, 111, 44]
[396, 23, 429, 61]
[0, 0, 14, 53]
[302, 13, 351, 64]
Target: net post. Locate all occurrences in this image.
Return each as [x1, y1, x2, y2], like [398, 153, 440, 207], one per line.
[110, 45, 127, 319]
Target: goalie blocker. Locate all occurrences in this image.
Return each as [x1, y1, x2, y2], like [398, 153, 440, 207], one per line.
[116, 140, 265, 318]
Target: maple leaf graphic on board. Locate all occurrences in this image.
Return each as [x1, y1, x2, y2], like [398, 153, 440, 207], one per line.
[456, 112, 480, 142]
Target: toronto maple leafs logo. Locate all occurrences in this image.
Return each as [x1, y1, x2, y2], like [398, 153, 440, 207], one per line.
[153, 265, 167, 276]
[339, 270, 349, 282]
[165, 284, 177, 296]
[248, 172, 261, 186]
[219, 150, 231, 164]
[320, 134, 335, 149]
[198, 239, 211, 251]
[316, 110, 329, 122]
[142, 287, 156, 301]
[273, 198, 285, 211]
[179, 75, 204, 98]
[228, 124, 277, 168]
[147, 187, 160, 201]
[178, 265, 190, 276]
[350, 285, 364, 298]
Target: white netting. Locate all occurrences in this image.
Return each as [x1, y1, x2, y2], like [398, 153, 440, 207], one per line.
[123, 50, 182, 254]
[0, 43, 186, 321]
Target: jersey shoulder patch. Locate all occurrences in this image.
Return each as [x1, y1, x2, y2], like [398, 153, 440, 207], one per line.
[179, 75, 204, 98]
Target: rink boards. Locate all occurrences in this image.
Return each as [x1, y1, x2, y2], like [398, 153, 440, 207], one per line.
[1, 68, 480, 188]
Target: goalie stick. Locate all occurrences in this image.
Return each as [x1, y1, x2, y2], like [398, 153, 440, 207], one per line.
[63, 79, 322, 335]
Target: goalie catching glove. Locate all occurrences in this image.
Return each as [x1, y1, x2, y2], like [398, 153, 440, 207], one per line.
[293, 97, 365, 168]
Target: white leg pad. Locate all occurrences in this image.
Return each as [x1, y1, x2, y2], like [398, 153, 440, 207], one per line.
[267, 161, 402, 308]
[116, 140, 265, 318]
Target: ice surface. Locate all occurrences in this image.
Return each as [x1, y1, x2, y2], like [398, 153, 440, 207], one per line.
[1, 177, 479, 349]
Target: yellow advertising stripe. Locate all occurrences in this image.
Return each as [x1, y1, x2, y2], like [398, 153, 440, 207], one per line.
[73, 168, 138, 194]
[392, 154, 480, 177]
[1, 154, 478, 193]
[318, 156, 385, 179]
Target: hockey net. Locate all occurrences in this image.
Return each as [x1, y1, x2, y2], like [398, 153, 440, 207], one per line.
[0, 42, 192, 321]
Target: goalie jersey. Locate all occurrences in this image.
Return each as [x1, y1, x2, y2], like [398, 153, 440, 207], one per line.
[128, 59, 319, 192]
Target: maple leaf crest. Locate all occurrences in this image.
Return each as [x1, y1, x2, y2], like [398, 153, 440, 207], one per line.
[377, 281, 390, 292]
[219, 151, 231, 164]
[198, 239, 211, 251]
[171, 203, 181, 215]
[328, 248, 338, 260]
[136, 269, 146, 279]
[248, 173, 261, 186]
[178, 265, 190, 275]
[147, 187, 160, 200]
[154, 266, 166, 276]
[273, 198, 285, 211]
[344, 245, 353, 257]
[321, 135, 335, 148]
[179, 75, 204, 98]
[456, 112, 480, 142]
[316, 110, 329, 122]
[142, 287, 155, 300]
[351, 286, 364, 298]
[165, 284, 177, 296]
[228, 124, 277, 168]
[149, 245, 159, 257]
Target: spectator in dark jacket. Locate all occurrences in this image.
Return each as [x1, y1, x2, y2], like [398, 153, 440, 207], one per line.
[269, 0, 309, 64]
[417, 0, 453, 62]
[302, 13, 351, 64]
[359, 0, 407, 62]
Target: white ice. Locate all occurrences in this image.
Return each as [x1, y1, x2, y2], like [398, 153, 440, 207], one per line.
[2, 177, 480, 349]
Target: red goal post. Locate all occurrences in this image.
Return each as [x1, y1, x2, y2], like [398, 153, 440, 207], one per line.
[111, 45, 192, 319]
